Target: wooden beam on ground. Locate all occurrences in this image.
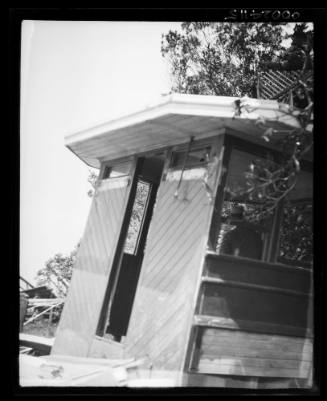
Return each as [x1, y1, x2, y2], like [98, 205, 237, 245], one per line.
[20, 333, 54, 355]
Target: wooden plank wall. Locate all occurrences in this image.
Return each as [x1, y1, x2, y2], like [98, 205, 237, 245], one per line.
[187, 253, 313, 385]
[200, 254, 313, 335]
[199, 283, 311, 332]
[205, 254, 313, 294]
[197, 328, 312, 379]
[184, 372, 312, 388]
[52, 178, 130, 357]
[124, 177, 213, 375]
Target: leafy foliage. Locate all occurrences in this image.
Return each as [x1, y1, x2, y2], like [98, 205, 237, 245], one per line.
[35, 246, 78, 297]
[279, 202, 312, 264]
[263, 23, 313, 73]
[242, 24, 313, 212]
[161, 22, 287, 97]
[87, 169, 99, 198]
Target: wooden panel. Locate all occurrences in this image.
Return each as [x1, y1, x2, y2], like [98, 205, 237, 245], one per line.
[257, 376, 312, 389]
[20, 334, 53, 356]
[200, 254, 313, 337]
[184, 373, 311, 388]
[198, 359, 311, 379]
[187, 372, 312, 388]
[205, 253, 312, 294]
[124, 178, 212, 373]
[196, 328, 312, 379]
[194, 315, 312, 338]
[184, 373, 257, 388]
[199, 282, 312, 333]
[52, 183, 130, 357]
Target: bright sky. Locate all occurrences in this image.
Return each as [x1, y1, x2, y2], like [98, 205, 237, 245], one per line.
[20, 21, 309, 285]
[20, 21, 181, 284]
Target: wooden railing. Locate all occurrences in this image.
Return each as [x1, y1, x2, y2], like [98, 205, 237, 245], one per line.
[257, 70, 313, 103]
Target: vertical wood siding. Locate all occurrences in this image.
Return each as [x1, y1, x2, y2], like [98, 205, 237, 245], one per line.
[52, 181, 129, 356]
[124, 178, 212, 373]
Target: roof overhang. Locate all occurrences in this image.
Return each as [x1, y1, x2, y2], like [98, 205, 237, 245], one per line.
[65, 94, 305, 169]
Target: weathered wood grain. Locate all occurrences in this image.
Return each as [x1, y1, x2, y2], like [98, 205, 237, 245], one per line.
[194, 328, 312, 379]
[202, 276, 312, 298]
[124, 178, 212, 373]
[198, 281, 312, 333]
[194, 315, 312, 338]
[184, 372, 312, 388]
[197, 359, 310, 378]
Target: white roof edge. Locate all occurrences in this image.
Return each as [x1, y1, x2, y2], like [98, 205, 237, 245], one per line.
[64, 95, 173, 145]
[64, 94, 294, 146]
[168, 93, 279, 107]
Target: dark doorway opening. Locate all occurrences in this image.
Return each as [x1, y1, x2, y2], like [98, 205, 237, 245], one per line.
[97, 155, 165, 341]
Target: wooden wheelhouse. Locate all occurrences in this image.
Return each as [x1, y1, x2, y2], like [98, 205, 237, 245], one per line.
[52, 94, 313, 388]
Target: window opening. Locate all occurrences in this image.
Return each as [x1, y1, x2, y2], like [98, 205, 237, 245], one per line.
[214, 145, 312, 266]
[124, 180, 151, 255]
[216, 148, 274, 261]
[102, 161, 131, 179]
[170, 145, 211, 170]
[217, 200, 267, 260]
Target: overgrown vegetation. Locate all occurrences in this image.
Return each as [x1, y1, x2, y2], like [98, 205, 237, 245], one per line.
[35, 247, 78, 297]
[161, 22, 287, 97]
[162, 22, 313, 265]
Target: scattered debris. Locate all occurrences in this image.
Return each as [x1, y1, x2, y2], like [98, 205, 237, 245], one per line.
[19, 354, 175, 387]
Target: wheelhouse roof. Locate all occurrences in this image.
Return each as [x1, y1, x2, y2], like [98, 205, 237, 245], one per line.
[65, 94, 305, 169]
